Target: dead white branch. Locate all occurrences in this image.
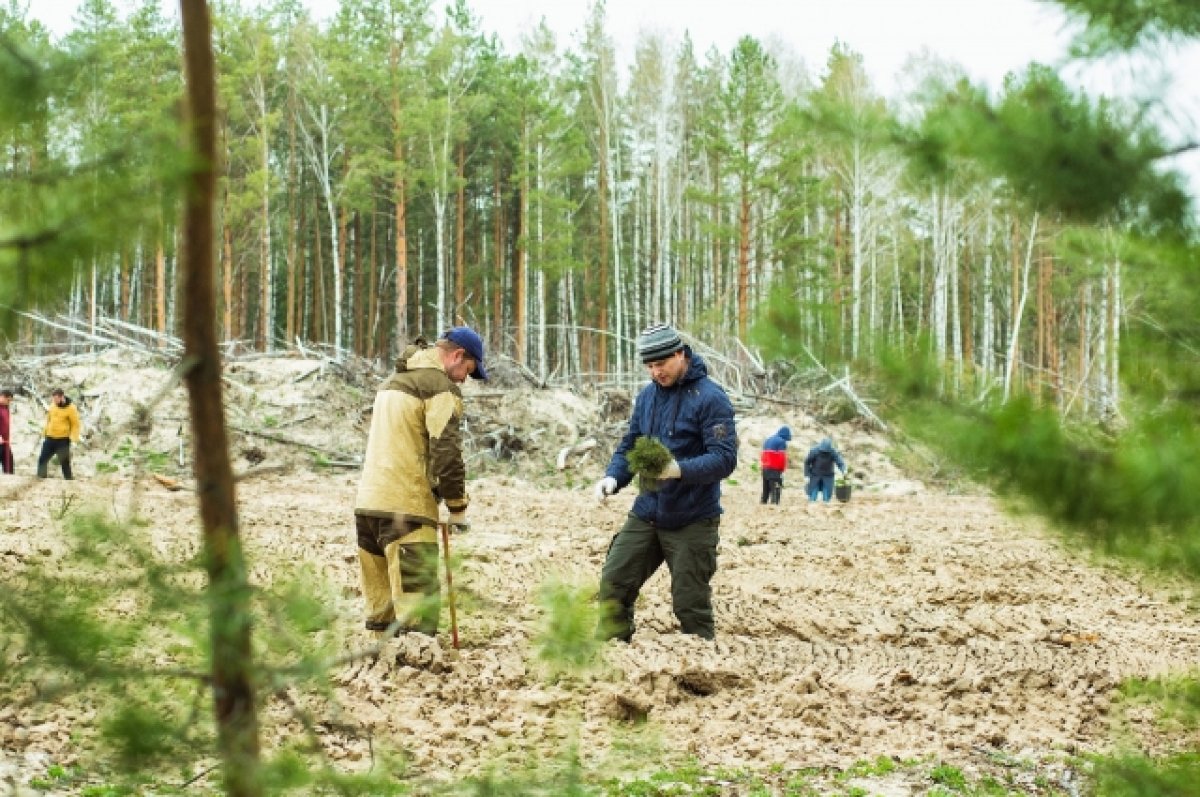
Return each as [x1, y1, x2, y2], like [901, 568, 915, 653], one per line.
[799, 343, 887, 431]
[556, 438, 597, 470]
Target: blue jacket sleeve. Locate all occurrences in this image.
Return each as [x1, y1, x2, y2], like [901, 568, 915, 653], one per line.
[835, 450, 847, 473]
[678, 384, 738, 484]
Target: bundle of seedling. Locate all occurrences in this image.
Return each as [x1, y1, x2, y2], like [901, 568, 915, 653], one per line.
[835, 472, 852, 502]
[627, 436, 672, 492]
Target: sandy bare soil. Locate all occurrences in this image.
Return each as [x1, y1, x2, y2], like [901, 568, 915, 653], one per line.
[2, 353, 1199, 793]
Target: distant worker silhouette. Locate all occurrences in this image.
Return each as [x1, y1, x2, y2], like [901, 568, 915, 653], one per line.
[803, 436, 846, 502]
[759, 425, 791, 504]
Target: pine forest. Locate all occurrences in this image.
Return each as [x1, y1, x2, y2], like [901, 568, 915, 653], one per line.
[6, 0, 1185, 419]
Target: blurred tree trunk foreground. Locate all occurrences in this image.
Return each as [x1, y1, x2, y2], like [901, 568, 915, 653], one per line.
[179, 1, 263, 795]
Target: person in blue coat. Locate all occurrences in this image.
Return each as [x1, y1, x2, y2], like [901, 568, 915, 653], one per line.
[592, 323, 738, 641]
[804, 436, 847, 502]
[760, 426, 791, 504]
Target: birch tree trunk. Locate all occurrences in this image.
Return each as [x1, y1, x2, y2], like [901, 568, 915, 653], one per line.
[1078, 283, 1089, 415]
[253, 72, 272, 351]
[535, 138, 547, 382]
[737, 148, 751, 338]
[491, 160, 502, 347]
[455, 141, 465, 316]
[609, 132, 624, 374]
[299, 99, 342, 354]
[222, 211, 233, 340]
[1109, 258, 1121, 411]
[423, 26, 477, 338]
[564, 270, 579, 379]
[597, 132, 611, 373]
[391, 39, 409, 352]
[286, 90, 297, 346]
[428, 140, 450, 335]
[1004, 213, 1039, 402]
[89, 262, 98, 340]
[850, 140, 864, 358]
[930, 187, 948, 360]
[514, 116, 528, 364]
[981, 207, 995, 385]
[890, 224, 904, 346]
[259, 130, 272, 350]
[368, 209, 379, 358]
[950, 213, 963, 388]
[156, 234, 167, 340]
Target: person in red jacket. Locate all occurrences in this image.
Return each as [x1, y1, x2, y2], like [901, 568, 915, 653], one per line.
[0, 389, 14, 475]
[760, 426, 791, 504]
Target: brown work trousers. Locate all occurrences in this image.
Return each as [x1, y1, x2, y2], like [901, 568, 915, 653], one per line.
[355, 513, 440, 636]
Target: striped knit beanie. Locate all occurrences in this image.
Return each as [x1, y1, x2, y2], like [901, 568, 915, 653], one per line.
[636, 323, 684, 363]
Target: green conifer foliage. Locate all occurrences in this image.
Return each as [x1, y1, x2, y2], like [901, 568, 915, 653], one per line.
[626, 436, 672, 492]
[901, 65, 1191, 229]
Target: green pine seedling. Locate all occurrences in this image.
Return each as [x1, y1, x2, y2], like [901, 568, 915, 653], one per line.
[627, 436, 672, 492]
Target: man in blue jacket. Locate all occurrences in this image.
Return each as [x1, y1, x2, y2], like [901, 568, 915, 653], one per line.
[804, 436, 847, 502]
[593, 323, 738, 641]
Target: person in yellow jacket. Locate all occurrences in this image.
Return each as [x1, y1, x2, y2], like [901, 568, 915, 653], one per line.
[38, 388, 81, 480]
[354, 326, 487, 638]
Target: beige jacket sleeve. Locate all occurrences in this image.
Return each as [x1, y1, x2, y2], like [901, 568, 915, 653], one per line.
[426, 391, 468, 512]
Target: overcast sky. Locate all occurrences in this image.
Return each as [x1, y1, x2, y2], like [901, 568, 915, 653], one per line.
[26, 0, 1080, 91]
[26, 0, 1200, 193]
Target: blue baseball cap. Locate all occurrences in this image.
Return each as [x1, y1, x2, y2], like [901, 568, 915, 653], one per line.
[441, 326, 488, 380]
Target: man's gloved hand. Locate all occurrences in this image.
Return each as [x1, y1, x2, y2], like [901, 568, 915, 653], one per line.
[447, 510, 470, 532]
[593, 476, 618, 502]
[657, 459, 682, 479]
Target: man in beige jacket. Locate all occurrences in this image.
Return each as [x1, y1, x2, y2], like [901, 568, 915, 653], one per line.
[354, 327, 486, 638]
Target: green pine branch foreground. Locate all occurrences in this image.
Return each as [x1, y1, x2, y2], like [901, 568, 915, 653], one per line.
[898, 62, 1193, 234]
[0, 510, 626, 795]
[878, 370, 1200, 579]
[847, 341, 1200, 795]
[0, 511, 389, 793]
[1050, 0, 1200, 53]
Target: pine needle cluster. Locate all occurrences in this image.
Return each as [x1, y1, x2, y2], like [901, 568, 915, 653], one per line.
[0, 507, 408, 793]
[626, 437, 672, 480]
[532, 581, 608, 679]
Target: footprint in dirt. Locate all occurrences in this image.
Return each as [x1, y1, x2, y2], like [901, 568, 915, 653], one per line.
[391, 633, 454, 673]
[334, 634, 455, 685]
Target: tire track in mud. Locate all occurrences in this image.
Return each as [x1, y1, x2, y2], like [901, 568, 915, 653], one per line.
[446, 485, 1200, 770]
[111, 475, 1200, 774]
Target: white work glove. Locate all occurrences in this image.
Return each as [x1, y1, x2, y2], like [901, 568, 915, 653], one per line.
[447, 510, 470, 532]
[594, 476, 618, 502]
[657, 459, 682, 479]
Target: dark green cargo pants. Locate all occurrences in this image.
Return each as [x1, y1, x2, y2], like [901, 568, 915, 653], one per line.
[598, 513, 720, 641]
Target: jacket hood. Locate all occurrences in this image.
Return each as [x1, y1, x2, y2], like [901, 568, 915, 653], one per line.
[777, 426, 792, 441]
[404, 346, 445, 373]
[817, 437, 834, 451]
[676, 346, 708, 386]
